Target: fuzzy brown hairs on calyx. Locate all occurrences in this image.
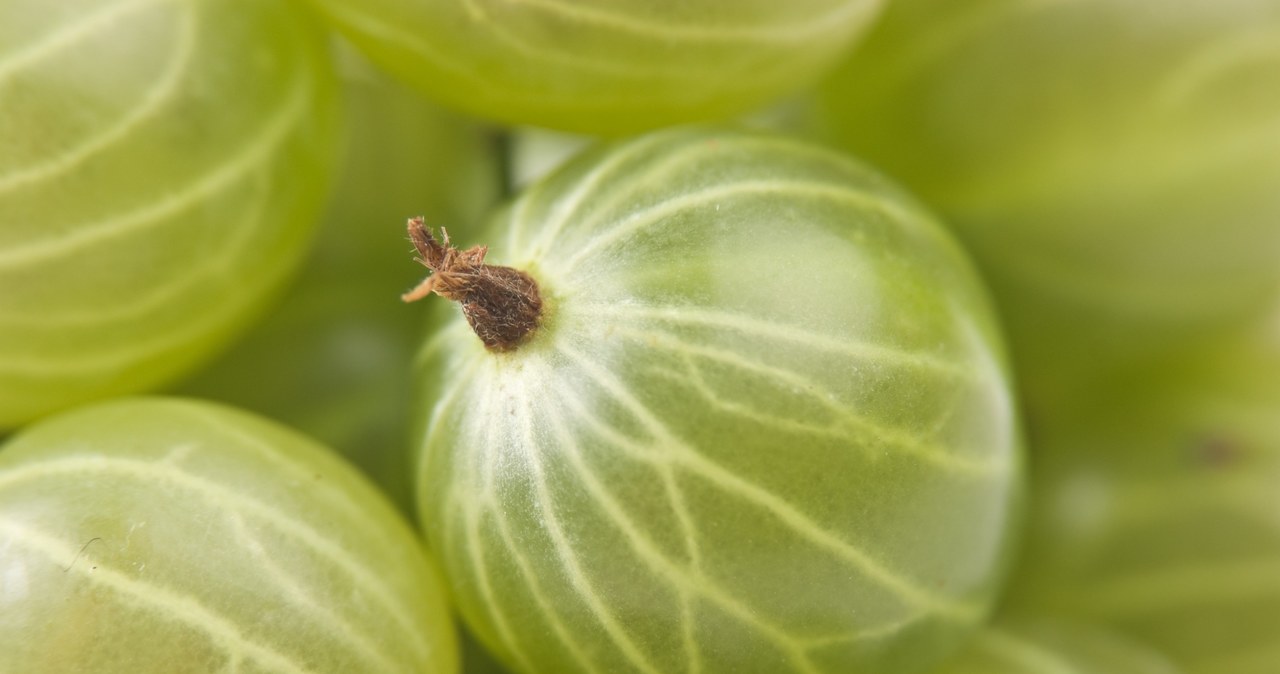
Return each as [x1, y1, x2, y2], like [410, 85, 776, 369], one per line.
[401, 216, 543, 352]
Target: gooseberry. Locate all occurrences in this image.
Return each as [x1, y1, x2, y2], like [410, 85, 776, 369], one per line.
[0, 397, 457, 673]
[815, 0, 1280, 403]
[0, 0, 340, 428]
[308, 0, 885, 134]
[410, 127, 1023, 674]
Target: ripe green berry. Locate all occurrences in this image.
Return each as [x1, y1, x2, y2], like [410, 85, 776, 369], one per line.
[410, 128, 1023, 674]
[0, 397, 458, 673]
[816, 0, 1280, 400]
[309, 0, 885, 134]
[0, 0, 340, 427]
[1008, 329, 1280, 673]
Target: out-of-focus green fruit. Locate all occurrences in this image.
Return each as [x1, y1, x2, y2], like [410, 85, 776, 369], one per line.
[175, 45, 502, 515]
[816, 0, 1280, 403]
[934, 618, 1178, 674]
[509, 127, 592, 191]
[461, 625, 515, 674]
[0, 397, 458, 673]
[1007, 326, 1280, 674]
[308, 0, 885, 134]
[413, 128, 1022, 674]
[0, 0, 340, 428]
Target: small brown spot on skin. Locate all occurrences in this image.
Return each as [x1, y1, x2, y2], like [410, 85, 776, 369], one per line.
[1191, 432, 1242, 469]
[402, 217, 544, 352]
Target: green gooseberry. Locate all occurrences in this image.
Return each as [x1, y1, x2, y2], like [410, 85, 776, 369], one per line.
[307, 0, 885, 134]
[815, 0, 1280, 403]
[410, 127, 1023, 674]
[0, 397, 457, 673]
[0, 0, 340, 428]
[1007, 326, 1280, 674]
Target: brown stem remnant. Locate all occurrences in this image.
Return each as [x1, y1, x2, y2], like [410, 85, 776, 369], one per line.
[402, 216, 543, 352]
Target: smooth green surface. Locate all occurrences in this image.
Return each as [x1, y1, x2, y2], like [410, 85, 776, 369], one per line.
[0, 0, 340, 428]
[461, 625, 516, 674]
[175, 44, 502, 516]
[933, 618, 1179, 674]
[510, 127, 592, 191]
[0, 397, 458, 673]
[816, 0, 1280, 405]
[309, 0, 884, 134]
[414, 128, 1023, 674]
[1007, 326, 1280, 674]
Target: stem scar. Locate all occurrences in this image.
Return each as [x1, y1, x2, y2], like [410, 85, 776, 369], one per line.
[402, 216, 543, 352]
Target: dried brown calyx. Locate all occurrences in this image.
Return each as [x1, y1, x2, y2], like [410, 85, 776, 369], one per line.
[402, 216, 543, 352]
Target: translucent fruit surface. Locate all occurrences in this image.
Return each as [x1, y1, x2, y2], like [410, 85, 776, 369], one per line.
[413, 128, 1023, 674]
[1007, 328, 1280, 674]
[816, 0, 1280, 401]
[933, 618, 1177, 674]
[310, 0, 884, 134]
[0, 397, 458, 673]
[0, 0, 340, 427]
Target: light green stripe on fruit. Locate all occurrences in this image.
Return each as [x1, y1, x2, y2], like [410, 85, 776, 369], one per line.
[483, 471, 602, 674]
[313, 1, 490, 88]
[0, 46, 310, 269]
[513, 384, 668, 674]
[520, 130, 679, 253]
[1155, 25, 1280, 106]
[0, 0, 175, 81]
[0, 517, 316, 674]
[973, 629, 1081, 674]
[554, 342, 983, 622]
[0, 3, 195, 193]
[556, 179, 917, 278]
[0, 211, 275, 382]
[621, 324, 996, 478]
[578, 302, 976, 388]
[0, 183, 269, 329]
[0, 456, 425, 651]
[539, 378, 824, 673]
[222, 511, 405, 672]
[465, 0, 872, 44]
[173, 405, 414, 569]
[456, 2, 719, 80]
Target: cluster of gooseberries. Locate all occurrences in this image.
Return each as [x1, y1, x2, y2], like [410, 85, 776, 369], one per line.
[2, 1, 1277, 673]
